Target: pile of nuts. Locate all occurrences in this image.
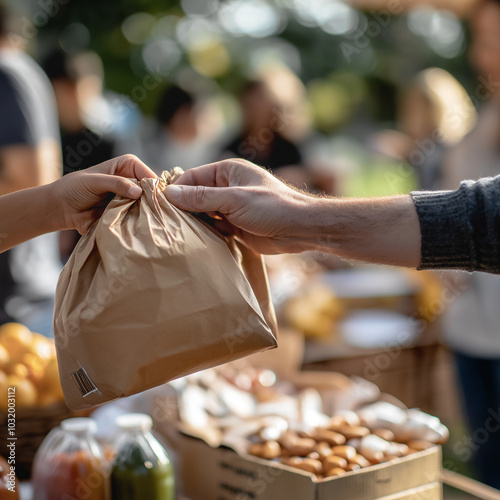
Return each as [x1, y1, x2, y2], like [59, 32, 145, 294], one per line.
[248, 413, 436, 480]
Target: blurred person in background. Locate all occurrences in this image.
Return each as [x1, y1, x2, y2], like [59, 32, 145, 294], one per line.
[0, 3, 61, 336]
[374, 68, 476, 190]
[399, 68, 475, 189]
[43, 49, 115, 177]
[222, 80, 307, 187]
[437, 0, 500, 487]
[140, 85, 220, 175]
[43, 48, 115, 259]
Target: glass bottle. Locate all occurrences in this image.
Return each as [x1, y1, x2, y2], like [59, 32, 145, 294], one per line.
[32, 417, 109, 500]
[111, 413, 174, 500]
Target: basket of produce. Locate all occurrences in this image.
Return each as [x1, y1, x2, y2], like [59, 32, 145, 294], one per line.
[0, 322, 73, 479]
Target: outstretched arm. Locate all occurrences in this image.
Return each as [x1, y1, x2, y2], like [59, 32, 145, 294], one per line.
[0, 155, 156, 253]
[165, 158, 421, 266]
[165, 158, 500, 273]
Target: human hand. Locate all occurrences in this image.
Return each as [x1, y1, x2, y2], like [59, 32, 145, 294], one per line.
[164, 158, 316, 254]
[52, 154, 157, 234]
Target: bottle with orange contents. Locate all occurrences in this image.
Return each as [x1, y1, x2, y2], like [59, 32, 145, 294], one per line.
[31, 418, 109, 500]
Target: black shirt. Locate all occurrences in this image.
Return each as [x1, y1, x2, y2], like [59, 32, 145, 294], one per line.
[224, 133, 302, 172]
[61, 128, 115, 176]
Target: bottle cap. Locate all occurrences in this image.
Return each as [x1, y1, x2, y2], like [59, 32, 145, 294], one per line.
[61, 418, 98, 435]
[116, 413, 153, 432]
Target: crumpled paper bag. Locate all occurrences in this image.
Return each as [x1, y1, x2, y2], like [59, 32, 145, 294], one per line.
[53, 169, 278, 410]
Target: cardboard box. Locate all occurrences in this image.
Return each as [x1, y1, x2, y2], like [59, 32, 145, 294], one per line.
[175, 432, 442, 500]
[374, 483, 441, 500]
[151, 333, 443, 500]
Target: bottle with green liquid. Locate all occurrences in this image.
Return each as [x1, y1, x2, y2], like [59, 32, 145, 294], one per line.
[111, 413, 174, 500]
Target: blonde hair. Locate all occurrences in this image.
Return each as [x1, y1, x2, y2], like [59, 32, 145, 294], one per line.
[404, 67, 477, 145]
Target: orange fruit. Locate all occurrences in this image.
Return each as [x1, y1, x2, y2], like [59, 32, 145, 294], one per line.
[0, 371, 8, 410]
[10, 363, 28, 379]
[30, 333, 55, 362]
[39, 358, 63, 399]
[20, 353, 45, 385]
[0, 323, 33, 361]
[6, 375, 37, 408]
[0, 345, 9, 369]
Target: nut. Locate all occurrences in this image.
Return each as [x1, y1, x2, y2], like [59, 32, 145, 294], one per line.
[324, 467, 346, 477]
[345, 463, 360, 472]
[288, 437, 317, 457]
[315, 442, 333, 459]
[248, 441, 281, 460]
[372, 428, 395, 441]
[313, 429, 346, 446]
[323, 455, 348, 470]
[338, 425, 370, 440]
[359, 449, 384, 464]
[282, 457, 322, 475]
[331, 445, 357, 461]
[406, 440, 434, 451]
[349, 454, 371, 468]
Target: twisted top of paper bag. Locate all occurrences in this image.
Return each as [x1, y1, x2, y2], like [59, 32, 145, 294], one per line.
[159, 167, 184, 189]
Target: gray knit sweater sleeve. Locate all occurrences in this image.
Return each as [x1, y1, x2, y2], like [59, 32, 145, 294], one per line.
[411, 176, 500, 273]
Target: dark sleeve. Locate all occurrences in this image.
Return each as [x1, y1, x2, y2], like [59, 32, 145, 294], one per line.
[0, 70, 35, 147]
[411, 176, 500, 273]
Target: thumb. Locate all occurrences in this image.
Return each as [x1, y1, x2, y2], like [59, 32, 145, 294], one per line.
[165, 184, 233, 213]
[90, 174, 143, 199]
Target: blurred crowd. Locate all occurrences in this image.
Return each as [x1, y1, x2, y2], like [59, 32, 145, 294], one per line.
[1, 0, 500, 489]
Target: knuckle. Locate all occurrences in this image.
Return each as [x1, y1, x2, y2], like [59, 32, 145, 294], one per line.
[116, 177, 128, 189]
[122, 153, 140, 164]
[192, 186, 207, 206]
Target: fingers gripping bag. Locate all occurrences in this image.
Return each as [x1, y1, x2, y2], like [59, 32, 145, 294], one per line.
[53, 168, 278, 410]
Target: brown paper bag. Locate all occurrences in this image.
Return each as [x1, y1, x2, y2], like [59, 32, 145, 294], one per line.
[53, 170, 278, 410]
